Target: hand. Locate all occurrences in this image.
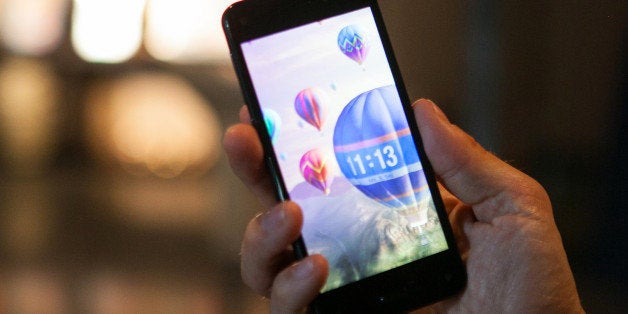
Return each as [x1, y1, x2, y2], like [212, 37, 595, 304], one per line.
[224, 106, 329, 313]
[223, 99, 584, 313]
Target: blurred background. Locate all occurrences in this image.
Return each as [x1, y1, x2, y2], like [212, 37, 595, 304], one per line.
[0, 0, 624, 313]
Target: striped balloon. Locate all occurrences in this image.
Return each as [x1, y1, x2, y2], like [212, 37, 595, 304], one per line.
[333, 85, 430, 226]
[300, 148, 332, 194]
[294, 87, 327, 131]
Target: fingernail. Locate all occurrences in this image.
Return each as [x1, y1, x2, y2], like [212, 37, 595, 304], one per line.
[239, 105, 252, 124]
[429, 101, 450, 123]
[293, 258, 314, 279]
[259, 205, 286, 233]
[414, 98, 449, 122]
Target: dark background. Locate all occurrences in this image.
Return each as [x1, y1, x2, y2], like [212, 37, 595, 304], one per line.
[0, 0, 625, 312]
[382, 1, 626, 311]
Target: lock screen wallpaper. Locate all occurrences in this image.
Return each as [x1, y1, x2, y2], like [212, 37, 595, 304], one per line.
[241, 7, 448, 292]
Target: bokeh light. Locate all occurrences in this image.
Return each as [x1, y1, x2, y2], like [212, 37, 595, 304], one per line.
[2, 270, 68, 314]
[81, 271, 222, 313]
[71, 0, 146, 63]
[0, 57, 59, 176]
[145, 0, 234, 63]
[84, 72, 222, 178]
[106, 177, 227, 232]
[0, 0, 68, 56]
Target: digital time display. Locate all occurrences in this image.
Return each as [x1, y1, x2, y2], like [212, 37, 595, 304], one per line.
[345, 144, 398, 176]
[335, 128, 421, 187]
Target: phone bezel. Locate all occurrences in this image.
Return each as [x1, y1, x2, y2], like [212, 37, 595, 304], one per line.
[223, 0, 466, 311]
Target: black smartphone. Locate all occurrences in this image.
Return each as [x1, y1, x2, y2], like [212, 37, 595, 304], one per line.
[223, 0, 466, 312]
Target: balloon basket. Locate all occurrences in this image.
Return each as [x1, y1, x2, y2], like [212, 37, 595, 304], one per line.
[399, 207, 428, 231]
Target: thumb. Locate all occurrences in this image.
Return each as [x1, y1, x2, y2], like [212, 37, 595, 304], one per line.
[412, 99, 549, 222]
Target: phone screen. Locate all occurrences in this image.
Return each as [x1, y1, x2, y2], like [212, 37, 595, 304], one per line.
[240, 7, 448, 293]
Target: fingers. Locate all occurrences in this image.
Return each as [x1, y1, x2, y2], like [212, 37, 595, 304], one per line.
[438, 185, 473, 261]
[447, 202, 474, 262]
[437, 183, 461, 216]
[223, 107, 277, 208]
[230, 107, 328, 311]
[413, 99, 550, 222]
[239, 104, 251, 124]
[241, 201, 303, 297]
[270, 254, 329, 314]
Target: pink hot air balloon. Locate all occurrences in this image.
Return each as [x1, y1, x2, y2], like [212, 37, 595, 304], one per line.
[294, 87, 327, 131]
[299, 148, 333, 194]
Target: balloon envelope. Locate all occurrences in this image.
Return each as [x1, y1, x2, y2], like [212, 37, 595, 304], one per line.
[333, 85, 430, 226]
[300, 148, 332, 194]
[337, 25, 370, 65]
[294, 87, 327, 131]
[262, 108, 281, 143]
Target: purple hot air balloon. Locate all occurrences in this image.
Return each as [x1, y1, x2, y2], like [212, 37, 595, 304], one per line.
[337, 25, 370, 65]
[333, 85, 430, 227]
[294, 87, 327, 131]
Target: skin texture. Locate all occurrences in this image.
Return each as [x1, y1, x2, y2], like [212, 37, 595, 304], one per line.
[223, 99, 585, 314]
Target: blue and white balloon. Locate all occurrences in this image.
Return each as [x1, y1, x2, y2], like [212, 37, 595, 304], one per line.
[333, 85, 430, 226]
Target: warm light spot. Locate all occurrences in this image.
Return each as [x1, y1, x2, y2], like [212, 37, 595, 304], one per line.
[71, 0, 146, 63]
[145, 0, 234, 63]
[4, 270, 68, 314]
[82, 271, 223, 313]
[0, 0, 68, 55]
[84, 72, 222, 178]
[0, 58, 59, 175]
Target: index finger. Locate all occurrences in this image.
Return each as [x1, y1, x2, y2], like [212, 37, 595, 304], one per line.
[223, 106, 278, 208]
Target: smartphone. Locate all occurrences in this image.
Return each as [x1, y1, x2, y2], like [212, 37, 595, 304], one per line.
[223, 0, 466, 312]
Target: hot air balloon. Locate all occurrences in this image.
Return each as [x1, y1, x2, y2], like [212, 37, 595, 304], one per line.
[333, 85, 430, 227]
[337, 25, 370, 65]
[294, 87, 327, 131]
[262, 108, 281, 143]
[300, 148, 333, 195]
